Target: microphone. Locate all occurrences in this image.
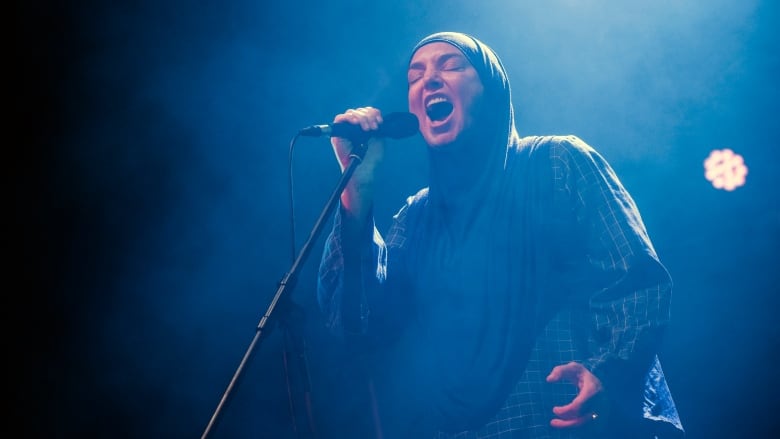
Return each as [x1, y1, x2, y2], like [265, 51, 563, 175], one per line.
[299, 111, 419, 142]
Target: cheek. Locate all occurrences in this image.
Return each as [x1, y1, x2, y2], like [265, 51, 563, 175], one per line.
[461, 84, 485, 113]
[408, 89, 424, 114]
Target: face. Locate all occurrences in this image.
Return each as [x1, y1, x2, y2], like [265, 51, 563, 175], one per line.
[407, 42, 485, 148]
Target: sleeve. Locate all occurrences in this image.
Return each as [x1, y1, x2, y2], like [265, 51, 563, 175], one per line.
[317, 204, 386, 335]
[550, 136, 673, 396]
[316, 198, 415, 340]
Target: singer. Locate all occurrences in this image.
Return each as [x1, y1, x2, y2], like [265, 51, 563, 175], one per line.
[316, 31, 685, 438]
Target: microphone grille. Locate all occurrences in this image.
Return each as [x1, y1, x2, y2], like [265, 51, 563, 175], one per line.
[383, 112, 419, 139]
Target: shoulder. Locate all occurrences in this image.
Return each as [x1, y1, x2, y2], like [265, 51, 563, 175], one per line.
[405, 187, 429, 207]
[392, 187, 429, 222]
[516, 135, 610, 178]
[513, 135, 616, 192]
[517, 135, 597, 159]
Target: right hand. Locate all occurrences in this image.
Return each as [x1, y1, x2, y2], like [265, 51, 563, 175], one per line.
[546, 361, 605, 429]
[331, 107, 386, 174]
[330, 107, 386, 219]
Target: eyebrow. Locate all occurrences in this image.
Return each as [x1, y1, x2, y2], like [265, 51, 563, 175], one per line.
[408, 52, 466, 70]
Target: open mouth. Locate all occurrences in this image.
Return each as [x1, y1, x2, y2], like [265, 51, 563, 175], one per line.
[426, 97, 454, 122]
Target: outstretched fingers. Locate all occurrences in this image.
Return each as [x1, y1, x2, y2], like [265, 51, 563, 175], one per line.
[545, 361, 603, 429]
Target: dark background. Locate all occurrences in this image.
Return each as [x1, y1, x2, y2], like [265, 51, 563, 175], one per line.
[13, 0, 778, 438]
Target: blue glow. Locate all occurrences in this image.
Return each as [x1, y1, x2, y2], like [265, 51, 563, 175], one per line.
[32, 0, 779, 438]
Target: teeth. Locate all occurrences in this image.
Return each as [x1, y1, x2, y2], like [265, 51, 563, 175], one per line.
[426, 96, 449, 109]
[426, 99, 454, 121]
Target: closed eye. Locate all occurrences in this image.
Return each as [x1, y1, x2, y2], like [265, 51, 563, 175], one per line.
[441, 59, 467, 71]
[407, 68, 423, 85]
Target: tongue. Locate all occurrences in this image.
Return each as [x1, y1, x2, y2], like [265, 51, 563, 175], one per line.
[426, 102, 453, 121]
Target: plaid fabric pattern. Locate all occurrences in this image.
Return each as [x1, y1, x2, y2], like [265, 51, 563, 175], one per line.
[317, 136, 682, 438]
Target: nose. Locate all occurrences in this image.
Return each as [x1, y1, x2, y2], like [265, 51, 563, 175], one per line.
[422, 69, 442, 89]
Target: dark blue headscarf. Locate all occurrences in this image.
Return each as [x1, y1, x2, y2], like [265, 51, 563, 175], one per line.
[410, 32, 521, 211]
[394, 32, 554, 433]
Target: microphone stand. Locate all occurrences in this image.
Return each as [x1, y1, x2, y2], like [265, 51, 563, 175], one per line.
[200, 141, 370, 439]
[279, 297, 316, 438]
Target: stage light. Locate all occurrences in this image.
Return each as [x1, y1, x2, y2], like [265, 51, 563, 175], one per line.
[704, 148, 748, 191]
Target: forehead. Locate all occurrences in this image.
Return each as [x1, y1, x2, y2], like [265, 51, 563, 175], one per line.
[409, 42, 468, 66]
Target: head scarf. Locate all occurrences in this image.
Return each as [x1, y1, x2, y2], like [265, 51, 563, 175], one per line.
[410, 31, 521, 211]
[391, 32, 555, 433]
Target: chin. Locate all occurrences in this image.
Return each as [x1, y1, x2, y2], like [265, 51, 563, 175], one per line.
[424, 121, 465, 145]
[423, 132, 459, 148]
